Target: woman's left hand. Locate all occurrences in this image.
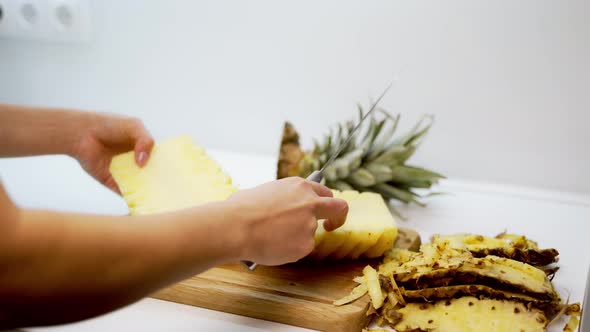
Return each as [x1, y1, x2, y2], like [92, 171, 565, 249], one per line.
[72, 113, 154, 194]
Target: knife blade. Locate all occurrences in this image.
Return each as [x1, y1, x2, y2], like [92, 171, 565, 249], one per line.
[305, 83, 392, 183]
[241, 83, 392, 271]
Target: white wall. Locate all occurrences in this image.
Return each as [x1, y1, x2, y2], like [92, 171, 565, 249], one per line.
[0, 0, 589, 193]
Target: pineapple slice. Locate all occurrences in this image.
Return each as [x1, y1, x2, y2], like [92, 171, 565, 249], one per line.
[109, 135, 237, 215]
[391, 297, 547, 332]
[312, 190, 397, 259]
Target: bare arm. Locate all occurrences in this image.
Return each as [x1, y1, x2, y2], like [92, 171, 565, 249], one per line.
[0, 103, 154, 192]
[0, 103, 83, 157]
[0, 178, 347, 329]
[0, 103, 348, 328]
[0, 182, 243, 328]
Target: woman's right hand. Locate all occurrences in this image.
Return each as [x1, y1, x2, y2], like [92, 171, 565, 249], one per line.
[226, 177, 349, 266]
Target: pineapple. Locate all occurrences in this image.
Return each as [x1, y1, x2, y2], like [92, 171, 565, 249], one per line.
[389, 297, 548, 332]
[109, 135, 237, 215]
[431, 233, 559, 267]
[312, 190, 398, 260]
[277, 104, 444, 217]
[336, 232, 579, 331]
[110, 135, 397, 260]
[391, 254, 559, 301]
[399, 285, 563, 320]
[401, 284, 542, 303]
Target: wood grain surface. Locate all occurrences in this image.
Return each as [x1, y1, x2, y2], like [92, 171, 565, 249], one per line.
[152, 228, 421, 332]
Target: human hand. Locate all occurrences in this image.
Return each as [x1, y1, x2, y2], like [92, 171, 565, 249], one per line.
[226, 177, 349, 266]
[71, 113, 154, 193]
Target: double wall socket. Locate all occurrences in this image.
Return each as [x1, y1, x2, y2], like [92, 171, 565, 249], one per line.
[0, 0, 91, 43]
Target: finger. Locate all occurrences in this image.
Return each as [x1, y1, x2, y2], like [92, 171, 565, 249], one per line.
[129, 122, 154, 167]
[307, 181, 333, 198]
[134, 137, 154, 167]
[313, 197, 348, 231]
[102, 174, 122, 195]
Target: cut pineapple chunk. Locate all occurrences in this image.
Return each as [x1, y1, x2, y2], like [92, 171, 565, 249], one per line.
[109, 135, 237, 215]
[312, 190, 397, 259]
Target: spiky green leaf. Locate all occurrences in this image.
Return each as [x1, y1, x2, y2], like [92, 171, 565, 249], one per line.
[347, 168, 376, 187]
[327, 180, 354, 191]
[366, 163, 393, 182]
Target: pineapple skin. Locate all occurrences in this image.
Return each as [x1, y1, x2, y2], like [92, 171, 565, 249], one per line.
[392, 297, 547, 332]
[311, 190, 398, 260]
[431, 233, 559, 266]
[109, 135, 237, 215]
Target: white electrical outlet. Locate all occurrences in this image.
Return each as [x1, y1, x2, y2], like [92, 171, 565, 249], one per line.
[0, 0, 91, 43]
[47, 0, 91, 42]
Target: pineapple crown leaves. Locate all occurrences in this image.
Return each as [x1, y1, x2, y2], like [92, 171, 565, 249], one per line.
[305, 103, 445, 213]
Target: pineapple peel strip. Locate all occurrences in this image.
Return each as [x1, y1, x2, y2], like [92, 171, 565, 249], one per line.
[333, 282, 368, 306]
[363, 265, 384, 310]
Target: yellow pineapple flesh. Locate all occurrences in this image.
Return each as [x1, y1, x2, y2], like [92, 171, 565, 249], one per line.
[312, 190, 398, 259]
[109, 135, 237, 215]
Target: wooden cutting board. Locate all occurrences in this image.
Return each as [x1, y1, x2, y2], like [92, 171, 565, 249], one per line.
[152, 228, 421, 332]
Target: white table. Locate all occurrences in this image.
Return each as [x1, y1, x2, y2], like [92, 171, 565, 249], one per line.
[1, 150, 588, 332]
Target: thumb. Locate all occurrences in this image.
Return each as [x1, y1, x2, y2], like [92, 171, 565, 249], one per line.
[314, 198, 349, 232]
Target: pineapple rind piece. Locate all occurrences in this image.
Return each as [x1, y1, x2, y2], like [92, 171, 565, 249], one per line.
[398, 284, 563, 319]
[333, 280, 368, 306]
[392, 255, 558, 301]
[401, 285, 541, 302]
[336, 232, 573, 331]
[432, 233, 559, 266]
[363, 265, 385, 309]
[432, 233, 509, 250]
[110, 135, 237, 215]
[562, 312, 580, 332]
[392, 297, 547, 332]
[384, 243, 557, 301]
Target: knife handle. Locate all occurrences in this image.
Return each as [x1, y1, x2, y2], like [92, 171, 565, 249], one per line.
[306, 170, 323, 183]
[240, 260, 258, 270]
[240, 170, 324, 272]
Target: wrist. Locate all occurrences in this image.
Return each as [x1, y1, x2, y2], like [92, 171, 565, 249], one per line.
[65, 111, 99, 158]
[175, 200, 250, 266]
[216, 200, 250, 262]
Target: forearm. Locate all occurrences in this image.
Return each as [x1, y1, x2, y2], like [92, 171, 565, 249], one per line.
[0, 201, 244, 328]
[0, 103, 89, 157]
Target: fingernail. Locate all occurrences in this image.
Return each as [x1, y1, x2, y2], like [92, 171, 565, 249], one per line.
[137, 152, 148, 166]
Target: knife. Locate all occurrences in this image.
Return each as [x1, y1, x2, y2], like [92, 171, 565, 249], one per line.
[241, 83, 392, 271]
